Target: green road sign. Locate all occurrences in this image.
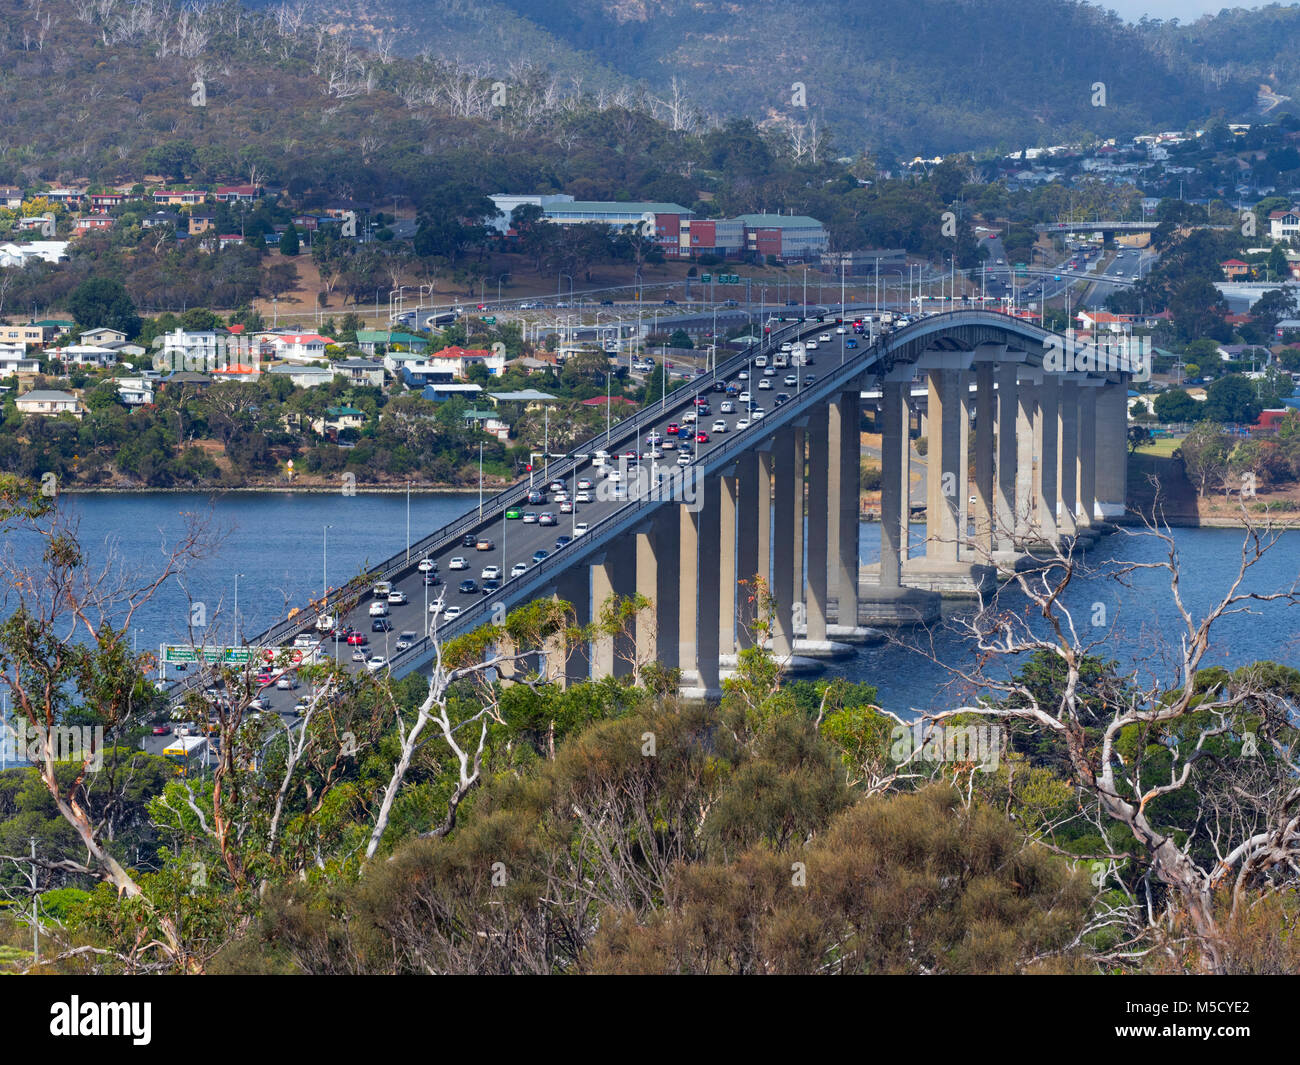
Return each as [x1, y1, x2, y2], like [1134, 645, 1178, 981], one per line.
[481, 316, 497, 324]
[163, 645, 257, 665]
[701, 273, 712, 282]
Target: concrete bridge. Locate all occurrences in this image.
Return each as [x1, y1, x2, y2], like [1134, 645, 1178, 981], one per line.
[169, 310, 1131, 704]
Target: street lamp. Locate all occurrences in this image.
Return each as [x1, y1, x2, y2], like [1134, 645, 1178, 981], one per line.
[322, 524, 335, 665]
[233, 573, 244, 647]
[406, 480, 411, 563]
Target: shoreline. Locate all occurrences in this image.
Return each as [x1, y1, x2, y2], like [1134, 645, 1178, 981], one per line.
[58, 484, 489, 496]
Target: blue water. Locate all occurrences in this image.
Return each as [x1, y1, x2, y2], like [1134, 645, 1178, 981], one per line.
[6, 493, 1297, 714]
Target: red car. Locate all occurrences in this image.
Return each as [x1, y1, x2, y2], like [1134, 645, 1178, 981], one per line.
[666, 423, 679, 435]
[694, 396, 708, 406]
[695, 431, 709, 443]
[346, 632, 368, 646]
[152, 725, 171, 736]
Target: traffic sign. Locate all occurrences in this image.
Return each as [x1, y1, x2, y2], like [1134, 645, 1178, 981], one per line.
[481, 316, 497, 324]
[701, 273, 712, 282]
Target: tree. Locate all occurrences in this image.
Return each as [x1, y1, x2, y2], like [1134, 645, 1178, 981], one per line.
[278, 223, 300, 257]
[1203, 375, 1261, 425]
[1177, 421, 1234, 496]
[1152, 388, 1201, 423]
[66, 278, 141, 338]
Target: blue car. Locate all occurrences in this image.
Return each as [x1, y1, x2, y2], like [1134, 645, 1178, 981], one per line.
[532, 549, 550, 564]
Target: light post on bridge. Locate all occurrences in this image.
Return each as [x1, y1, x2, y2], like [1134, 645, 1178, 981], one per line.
[233, 573, 244, 647]
[406, 480, 411, 563]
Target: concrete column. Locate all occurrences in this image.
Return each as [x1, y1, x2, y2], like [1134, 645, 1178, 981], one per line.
[1035, 373, 1059, 545]
[995, 361, 1019, 551]
[834, 391, 860, 628]
[1077, 384, 1098, 527]
[718, 472, 739, 655]
[973, 361, 995, 558]
[879, 380, 906, 589]
[1057, 382, 1079, 537]
[635, 525, 659, 670]
[1094, 381, 1128, 519]
[1015, 369, 1037, 543]
[678, 503, 700, 684]
[792, 427, 805, 606]
[554, 566, 590, 685]
[958, 375, 972, 557]
[925, 368, 962, 563]
[757, 450, 773, 588]
[736, 450, 759, 647]
[806, 408, 829, 641]
[900, 390, 912, 564]
[772, 428, 797, 657]
[590, 534, 634, 679]
[696, 479, 722, 694]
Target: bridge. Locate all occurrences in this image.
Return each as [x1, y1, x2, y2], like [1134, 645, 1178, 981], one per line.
[1034, 220, 1158, 244]
[169, 309, 1132, 704]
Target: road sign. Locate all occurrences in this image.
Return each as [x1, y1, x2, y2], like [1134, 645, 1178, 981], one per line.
[162, 646, 256, 665]
[701, 273, 712, 282]
[481, 316, 497, 324]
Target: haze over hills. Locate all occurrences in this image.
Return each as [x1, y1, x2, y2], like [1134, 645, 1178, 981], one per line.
[250, 0, 1266, 155]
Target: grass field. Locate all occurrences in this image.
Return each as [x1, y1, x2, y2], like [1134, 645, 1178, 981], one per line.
[1133, 436, 1182, 458]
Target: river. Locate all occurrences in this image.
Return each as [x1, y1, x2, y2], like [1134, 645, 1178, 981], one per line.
[5, 492, 1297, 713]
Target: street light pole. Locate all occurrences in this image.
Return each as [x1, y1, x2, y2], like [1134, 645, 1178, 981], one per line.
[406, 480, 411, 563]
[234, 573, 244, 647]
[478, 444, 484, 519]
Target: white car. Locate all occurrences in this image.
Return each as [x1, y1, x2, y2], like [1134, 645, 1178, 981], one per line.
[575, 490, 592, 503]
[758, 378, 772, 390]
[448, 556, 468, 570]
[387, 590, 408, 605]
[443, 605, 463, 621]
[510, 562, 528, 578]
[735, 417, 751, 430]
[574, 522, 590, 536]
[577, 477, 594, 490]
[711, 420, 728, 433]
[676, 453, 692, 466]
[720, 400, 735, 413]
[417, 558, 436, 573]
[368, 602, 389, 617]
[762, 367, 776, 377]
[276, 676, 298, 690]
[737, 370, 749, 381]
[738, 391, 751, 403]
[481, 565, 501, 580]
[752, 407, 767, 419]
[366, 655, 387, 673]
[784, 375, 798, 386]
[818, 333, 831, 342]
[779, 342, 792, 352]
[835, 326, 847, 334]
[804, 341, 818, 350]
[606, 469, 623, 483]
[293, 634, 316, 649]
[352, 649, 367, 663]
[428, 600, 444, 615]
[560, 501, 574, 513]
[755, 355, 768, 367]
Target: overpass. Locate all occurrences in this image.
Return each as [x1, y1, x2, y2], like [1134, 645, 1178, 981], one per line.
[1035, 220, 1158, 245]
[169, 310, 1133, 703]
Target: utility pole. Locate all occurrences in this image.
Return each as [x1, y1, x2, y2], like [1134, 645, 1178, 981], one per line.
[28, 836, 39, 965]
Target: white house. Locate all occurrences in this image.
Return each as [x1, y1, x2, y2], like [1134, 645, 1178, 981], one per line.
[0, 240, 69, 267]
[16, 389, 83, 419]
[115, 376, 156, 406]
[0, 352, 40, 375]
[59, 344, 119, 368]
[1270, 210, 1300, 242]
[266, 364, 335, 388]
[80, 326, 127, 345]
[160, 329, 222, 369]
[271, 333, 333, 363]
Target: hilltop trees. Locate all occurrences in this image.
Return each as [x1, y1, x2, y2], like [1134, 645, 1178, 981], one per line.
[66, 278, 140, 338]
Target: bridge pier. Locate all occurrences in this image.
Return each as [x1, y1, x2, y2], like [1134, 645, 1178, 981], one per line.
[1093, 380, 1128, 523]
[736, 451, 760, 647]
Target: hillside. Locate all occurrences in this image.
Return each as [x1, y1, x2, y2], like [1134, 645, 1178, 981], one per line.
[246, 0, 1261, 154]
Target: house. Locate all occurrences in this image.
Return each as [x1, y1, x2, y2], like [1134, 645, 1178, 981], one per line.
[271, 333, 333, 363]
[421, 382, 483, 402]
[581, 396, 637, 410]
[59, 344, 119, 368]
[382, 350, 429, 375]
[1269, 209, 1300, 242]
[217, 234, 244, 249]
[160, 371, 212, 389]
[356, 330, 429, 355]
[1221, 258, 1250, 280]
[115, 376, 156, 406]
[420, 345, 506, 379]
[311, 405, 365, 437]
[0, 241, 68, 266]
[188, 214, 215, 236]
[152, 188, 207, 207]
[16, 389, 83, 419]
[141, 211, 180, 230]
[214, 185, 260, 203]
[1075, 310, 1129, 333]
[80, 327, 127, 346]
[0, 350, 40, 375]
[266, 363, 335, 388]
[0, 186, 21, 210]
[160, 329, 223, 368]
[463, 409, 512, 441]
[209, 363, 261, 383]
[333, 358, 386, 387]
[488, 389, 558, 412]
[1275, 318, 1300, 340]
[33, 320, 75, 337]
[0, 323, 54, 348]
[15, 214, 56, 236]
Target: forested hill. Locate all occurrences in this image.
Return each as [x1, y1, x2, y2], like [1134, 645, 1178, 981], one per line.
[248, 0, 1259, 155]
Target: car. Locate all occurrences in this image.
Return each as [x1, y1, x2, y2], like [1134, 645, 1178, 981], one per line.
[574, 522, 590, 536]
[152, 724, 171, 736]
[577, 477, 594, 490]
[423, 573, 441, 586]
[763, 366, 776, 377]
[372, 618, 393, 632]
[738, 370, 749, 381]
[677, 453, 693, 466]
[352, 649, 367, 663]
[662, 298, 677, 305]
[458, 579, 478, 593]
[752, 407, 767, 419]
[475, 537, 495, 551]
[711, 420, 728, 433]
[805, 374, 816, 384]
[506, 508, 522, 520]
[666, 423, 679, 435]
[755, 355, 768, 367]
[293, 633, 316, 649]
[553, 490, 570, 502]
[696, 404, 711, 417]
[780, 342, 792, 352]
[394, 633, 414, 654]
[510, 562, 528, 578]
[462, 533, 477, 548]
[835, 326, 847, 334]
[560, 500, 574, 513]
[819, 333, 831, 342]
[527, 489, 547, 505]
[548, 480, 565, 493]
[575, 490, 592, 503]
[606, 469, 623, 483]
[738, 391, 751, 403]
[720, 400, 735, 414]
[481, 579, 501, 595]
[428, 600, 444, 616]
[735, 417, 751, 430]
[846, 339, 858, 349]
[804, 341, 818, 351]
[555, 535, 572, 549]
[522, 512, 539, 524]
[532, 549, 550, 563]
[481, 565, 501, 580]
[758, 379, 772, 390]
[276, 676, 298, 690]
[539, 512, 557, 526]
[366, 656, 387, 673]
[774, 393, 790, 406]
[347, 632, 368, 646]
[388, 590, 408, 605]
[784, 374, 798, 386]
[448, 556, 468, 570]
[417, 558, 437, 573]
[695, 430, 710, 443]
[443, 606, 463, 621]
[368, 602, 389, 617]
[681, 411, 697, 425]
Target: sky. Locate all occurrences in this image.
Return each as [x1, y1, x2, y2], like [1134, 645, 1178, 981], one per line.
[1106, 0, 1272, 19]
